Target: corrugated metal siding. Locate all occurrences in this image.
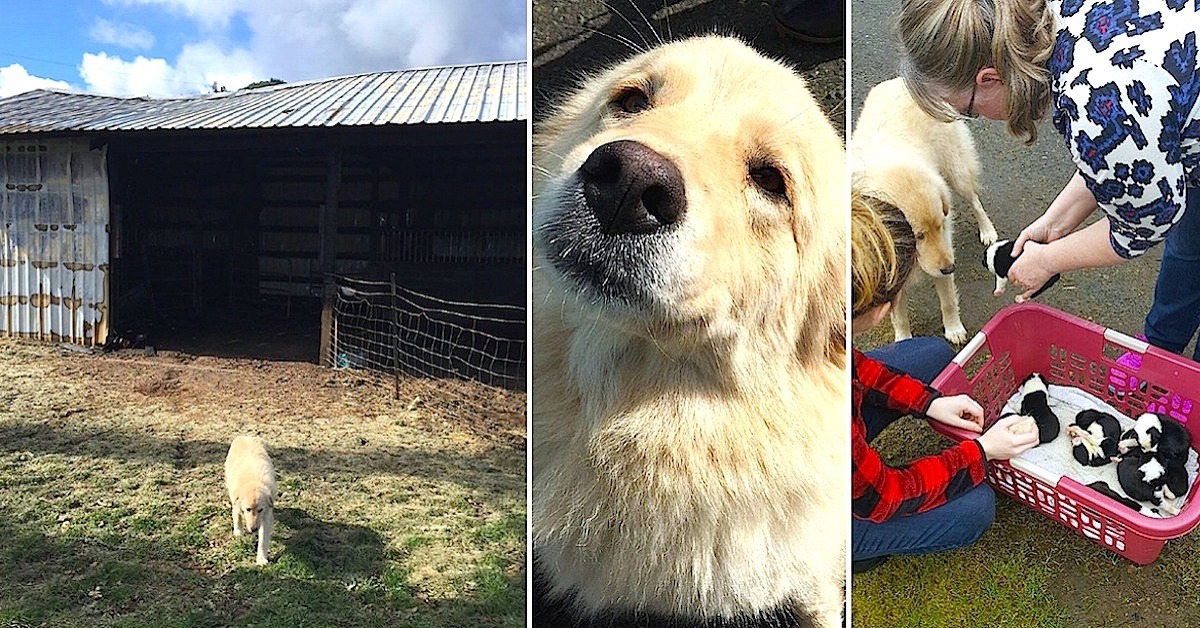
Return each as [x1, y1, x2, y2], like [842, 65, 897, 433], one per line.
[0, 61, 527, 136]
[0, 140, 107, 344]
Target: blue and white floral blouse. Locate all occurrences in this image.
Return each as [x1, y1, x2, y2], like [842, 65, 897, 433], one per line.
[1048, 0, 1200, 258]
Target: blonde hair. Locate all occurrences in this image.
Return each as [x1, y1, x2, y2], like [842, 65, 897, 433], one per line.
[851, 194, 917, 318]
[896, 0, 1056, 144]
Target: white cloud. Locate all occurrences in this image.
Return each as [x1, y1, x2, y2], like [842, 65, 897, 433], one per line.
[88, 18, 156, 50]
[80, 52, 178, 97]
[0, 64, 72, 98]
[101, 0, 526, 82]
[101, 0, 244, 30]
[77, 0, 526, 97]
[79, 49, 258, 97]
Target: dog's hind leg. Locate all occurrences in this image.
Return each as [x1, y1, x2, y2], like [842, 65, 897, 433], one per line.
[889, 287, 913, 342]
[256, 508, 272, 565]
[933, 274, 968, 343]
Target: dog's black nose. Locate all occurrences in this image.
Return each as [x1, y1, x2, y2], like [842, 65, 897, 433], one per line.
[580, 140, 686, 235]
[940, 264, 956, 275]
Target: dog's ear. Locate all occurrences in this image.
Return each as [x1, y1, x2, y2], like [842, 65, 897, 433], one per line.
[938, 178, 954, 218]
[794, 146, 847, 367]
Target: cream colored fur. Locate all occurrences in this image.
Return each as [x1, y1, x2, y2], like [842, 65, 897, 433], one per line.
[533, 37, 847, 626]
[225, 435, 276, 566]
[851, 77, 998, 344]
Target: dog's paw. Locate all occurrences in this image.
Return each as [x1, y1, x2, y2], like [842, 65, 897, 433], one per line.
[979, 225, 998, 246]
[945, 323, 969, 344]
[893, 330, 913, 342]
[256, 555, 269, 566]
[233, 528, 244, 537]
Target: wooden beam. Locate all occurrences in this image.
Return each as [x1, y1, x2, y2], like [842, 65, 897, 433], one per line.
[318, 147, 341, 276]
[319, 280, 335, 366]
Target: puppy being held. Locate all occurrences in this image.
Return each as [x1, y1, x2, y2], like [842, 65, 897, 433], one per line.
[983, 238, 1061, 298]
[533, 36, 847, 627]
[225, 435, 276, 565]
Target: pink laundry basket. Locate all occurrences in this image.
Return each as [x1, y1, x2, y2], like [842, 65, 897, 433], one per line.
[930, 303, 1200, 564]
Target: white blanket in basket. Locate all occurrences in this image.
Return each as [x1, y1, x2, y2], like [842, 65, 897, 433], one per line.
[1002, 385, 1199, 517]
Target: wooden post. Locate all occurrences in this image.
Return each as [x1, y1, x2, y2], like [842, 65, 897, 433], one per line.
[319, 279, 335, 366]
[318, 148, 342, 368]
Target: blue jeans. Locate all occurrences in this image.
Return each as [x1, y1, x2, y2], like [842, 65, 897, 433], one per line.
[853, 337, 997, 561]
[1146, 187, 1200, 360]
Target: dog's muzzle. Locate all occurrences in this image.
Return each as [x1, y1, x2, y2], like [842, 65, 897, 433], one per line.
[538, 140, 687, 305]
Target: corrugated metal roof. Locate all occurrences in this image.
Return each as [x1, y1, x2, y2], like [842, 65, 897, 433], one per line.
[0, 61, 527, 135]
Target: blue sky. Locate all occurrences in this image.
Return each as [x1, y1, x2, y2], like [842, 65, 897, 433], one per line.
[0, 1, 527, 98]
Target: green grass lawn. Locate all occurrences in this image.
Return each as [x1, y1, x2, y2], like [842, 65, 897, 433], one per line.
[0, 340, 526, 627]
[852, 329, 1200, 627]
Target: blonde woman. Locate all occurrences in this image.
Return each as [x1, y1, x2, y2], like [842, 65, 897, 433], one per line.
[897, 0, 1200, 359]
[850, 195, 1036, 573]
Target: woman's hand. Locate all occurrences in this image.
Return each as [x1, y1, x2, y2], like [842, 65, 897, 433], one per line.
[926, 395, 984, 433]
[1012, 212, 1071, 256]
[1007, 241, 1057, 302]
[1013, 171, 1098, 256]
[976, 415, 1040, 460]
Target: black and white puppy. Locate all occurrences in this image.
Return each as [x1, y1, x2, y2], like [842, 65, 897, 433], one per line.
[1118, 412, 1192, 463]
[983, 239, 1061, 298]
[1019, 373, 1059, 444]
[1067, 409, 1121, 466]
[1087, 480, 1162, 517]
[1115, 449, 1181, 515]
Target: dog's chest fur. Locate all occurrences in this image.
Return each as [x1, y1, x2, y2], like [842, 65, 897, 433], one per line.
[532, 281, 846, 620]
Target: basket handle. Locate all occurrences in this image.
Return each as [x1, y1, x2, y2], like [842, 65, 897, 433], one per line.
[1104, 328, 1149, 354]
[952, 331, 988, 367]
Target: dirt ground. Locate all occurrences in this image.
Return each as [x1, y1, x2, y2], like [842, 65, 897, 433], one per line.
[0, 339, 525, 627]
[850, 0, 1200, 626]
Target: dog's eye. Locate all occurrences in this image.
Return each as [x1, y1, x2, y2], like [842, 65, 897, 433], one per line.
[749, 166, 786, 197]
[612, 87, 650, 114]
[915, 232, 926, 241]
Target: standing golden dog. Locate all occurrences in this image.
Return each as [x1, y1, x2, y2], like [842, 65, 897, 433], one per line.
[533, 36, 847, 627]
[225, 435, 276, 566]
[852, 76, 997, 344]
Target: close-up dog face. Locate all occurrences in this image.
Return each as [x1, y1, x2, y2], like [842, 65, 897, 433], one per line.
[534, 36, 844, 351]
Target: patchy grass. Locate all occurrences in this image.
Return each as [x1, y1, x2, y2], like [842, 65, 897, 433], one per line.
[0, 340, 525, 627]
[853, 326, 1200, 626]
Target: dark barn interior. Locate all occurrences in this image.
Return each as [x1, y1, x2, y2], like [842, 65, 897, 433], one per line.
[104, 124, 525, 362]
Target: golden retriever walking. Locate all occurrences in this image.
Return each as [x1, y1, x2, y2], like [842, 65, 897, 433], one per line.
[225, 435, 276, 566]
[533, 36, 847, 627]
[852, 77, 997, 344]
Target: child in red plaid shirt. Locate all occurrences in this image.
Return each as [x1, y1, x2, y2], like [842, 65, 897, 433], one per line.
[850, 195, 1037, 573]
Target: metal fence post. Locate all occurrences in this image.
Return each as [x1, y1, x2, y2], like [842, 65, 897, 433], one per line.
[391, 272, 400, 400]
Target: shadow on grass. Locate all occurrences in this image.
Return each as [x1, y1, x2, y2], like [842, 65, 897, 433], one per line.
[0, 511, 525, 628]
[274, 507, 386, 580]
[0, 422, 518, 501]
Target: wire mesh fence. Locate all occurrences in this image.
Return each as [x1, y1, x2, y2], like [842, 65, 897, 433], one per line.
[328, 274, 525, 390]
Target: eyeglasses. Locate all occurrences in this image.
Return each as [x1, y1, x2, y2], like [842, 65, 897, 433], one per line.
[962, 82, 978, 119]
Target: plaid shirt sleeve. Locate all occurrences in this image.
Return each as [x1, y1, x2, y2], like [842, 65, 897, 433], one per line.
[851, 350, 989, 523]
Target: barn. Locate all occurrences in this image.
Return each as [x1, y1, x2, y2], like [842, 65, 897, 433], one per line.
[0, 61, 527, 383]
